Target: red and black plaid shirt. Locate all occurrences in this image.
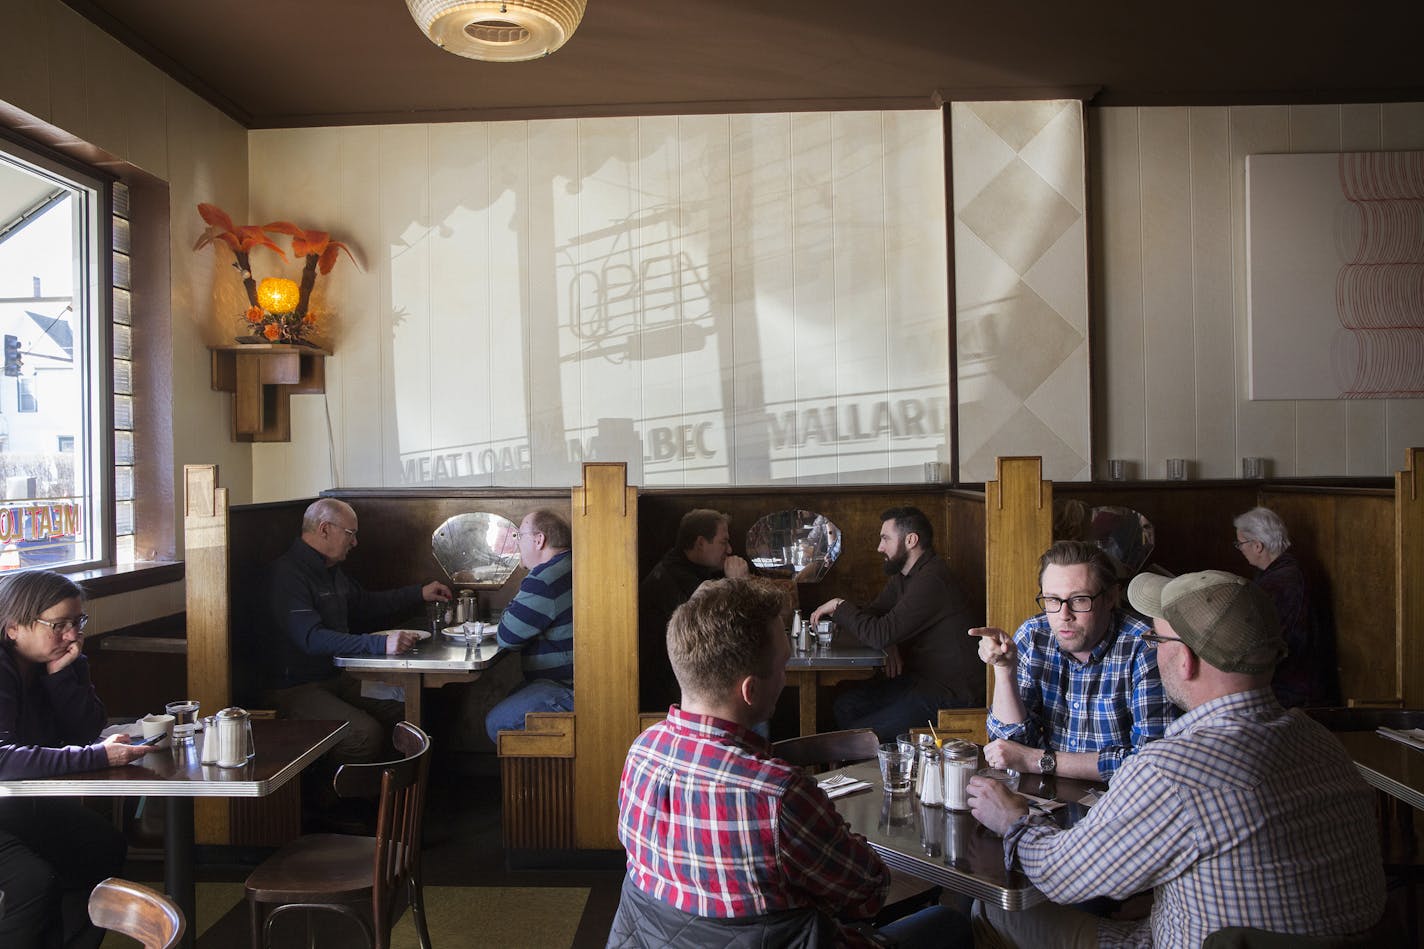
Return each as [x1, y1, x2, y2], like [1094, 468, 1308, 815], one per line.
[617, 706, 889, 944]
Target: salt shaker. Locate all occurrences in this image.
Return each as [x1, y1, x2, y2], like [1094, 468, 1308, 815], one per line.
[943, 740, 978, 812]
[912, 734, 936, 796]
[198, 715, 219, 765]
[918, 746, 944, 806]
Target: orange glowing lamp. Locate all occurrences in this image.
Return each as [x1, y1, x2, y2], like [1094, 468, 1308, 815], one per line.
[257, 277, 300, 314]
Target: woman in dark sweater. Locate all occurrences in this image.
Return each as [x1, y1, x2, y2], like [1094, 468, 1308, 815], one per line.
[0, 570, 152, 948]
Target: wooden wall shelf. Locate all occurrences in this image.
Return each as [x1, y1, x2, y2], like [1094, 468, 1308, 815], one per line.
[209, 343, 329, 442]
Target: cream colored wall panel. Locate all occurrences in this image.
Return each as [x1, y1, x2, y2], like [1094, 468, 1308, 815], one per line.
[732, 113, 793, 485]
[1018, 102, 1086, 211]
[380, 126, 433, 488]
[1228, 106, 1296, 473]
[46, 3, 91, 148]
[83, 28, 135, 163]
[1286, 105, 1340, 151]
[832, 112, 890, 483]
[526, 120, 577, 486]
[1139, 108, 1197, 477]
[1094, 107, 1147, 478]
[955, 100, 1088, 483]
[572, 117, 642, 482]
[1378, 108, 1424, 487]
[789, 112, 837, 483]
[1285, 110, 1350, 471]
[0, 0, 52, 121]
[883, 115, 950, 473]
[485, 122, 532, 484]
[682, 114, 736, 486]
[633, 116, 686, 486]
[123, 63, 169, 180]
[425, 122, 491, 484]
[949, 106, 1014, 213]
[1187, 108, 1239, 479]
[331, 126, 384, 487]
[1337, 105, 1389, 475]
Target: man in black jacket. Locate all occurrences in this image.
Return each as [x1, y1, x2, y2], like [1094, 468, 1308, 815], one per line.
[638, 509, 748, 712]
[264, 498, 450, 764]
[810, 506, 982, 741]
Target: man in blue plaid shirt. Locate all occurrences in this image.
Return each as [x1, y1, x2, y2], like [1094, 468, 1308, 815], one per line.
[974, 541, 1174, 782]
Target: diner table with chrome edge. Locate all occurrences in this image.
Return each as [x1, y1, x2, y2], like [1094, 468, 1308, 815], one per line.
[0, 718, 348, 949]
[334, 636, 506, 724]
[1332, 729, 1424, 811]
[783, 641, 885, 735]
[829, 759, 1104, 910]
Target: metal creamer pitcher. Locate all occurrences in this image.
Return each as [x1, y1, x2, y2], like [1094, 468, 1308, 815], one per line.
[214, 707, 255, 768]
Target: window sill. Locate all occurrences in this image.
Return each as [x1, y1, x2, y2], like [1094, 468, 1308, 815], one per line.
[72, 561, 184, 599]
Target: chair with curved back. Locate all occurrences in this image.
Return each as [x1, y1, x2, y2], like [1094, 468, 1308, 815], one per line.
[88, 877, 187, 949]
[244, 721, 434, 949]
[773, 727, 881, 773]
[772, 728, 942, 926]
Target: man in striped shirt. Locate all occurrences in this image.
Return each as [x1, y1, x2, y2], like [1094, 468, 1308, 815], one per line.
[483, 509, 574, 742]
[968, 570, 1385, 949]
[611, 578, 969, 948]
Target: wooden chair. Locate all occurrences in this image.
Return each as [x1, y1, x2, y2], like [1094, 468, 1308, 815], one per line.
[772, 728, 880, 773]
[88, 877, 187, 949]
[772, 728, 942, 924]
[244, 722, 434, 949]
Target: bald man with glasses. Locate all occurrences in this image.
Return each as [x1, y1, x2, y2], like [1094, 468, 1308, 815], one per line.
[971, 541, 1174, 783]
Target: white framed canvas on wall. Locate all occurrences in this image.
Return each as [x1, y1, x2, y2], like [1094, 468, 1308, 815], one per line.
[1246, 151, 1424, 399]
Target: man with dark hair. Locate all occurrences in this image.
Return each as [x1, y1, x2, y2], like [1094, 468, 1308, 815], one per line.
[484, 508, 575, 741]
[266, 497, 451, 765]
[638, 508, 749, 712]
[969, 570, 1384, 948]
[612, 577, 967, 949]
[973, 540, 1173, 782]
[809, 506, 982, 741]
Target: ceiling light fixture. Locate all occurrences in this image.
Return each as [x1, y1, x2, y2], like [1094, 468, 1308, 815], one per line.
[404, 1, 588, 62]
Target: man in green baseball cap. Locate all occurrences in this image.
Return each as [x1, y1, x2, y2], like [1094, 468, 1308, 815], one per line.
[966, 569, 1384, 949]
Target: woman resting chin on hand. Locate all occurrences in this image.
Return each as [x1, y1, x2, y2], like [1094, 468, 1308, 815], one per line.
[0, 570, 147, 949]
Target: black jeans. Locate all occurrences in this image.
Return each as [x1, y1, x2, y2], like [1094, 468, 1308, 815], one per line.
[0, 798, 126, 949]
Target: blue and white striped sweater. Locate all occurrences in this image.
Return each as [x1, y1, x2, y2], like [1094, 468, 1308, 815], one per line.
[496, 550, 574, 686]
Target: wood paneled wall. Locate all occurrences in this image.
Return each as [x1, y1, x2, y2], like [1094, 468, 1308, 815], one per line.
[1397, 449, 1424, 706]
[1259, 486, 1395, 704]
[984, 458, 1054, 705]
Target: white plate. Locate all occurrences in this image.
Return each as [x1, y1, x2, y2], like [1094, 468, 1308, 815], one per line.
[441, 622, 493, 641]
[377, 628, 432, 641]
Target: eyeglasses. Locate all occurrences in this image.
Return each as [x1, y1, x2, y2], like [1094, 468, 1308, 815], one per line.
[512, 530, 542, 541]
[1035, 591, 1104, 614]
[325, 521, 357, 538]
[1232, 538, 1257, 550]
[1140, 631, 1185, 647]
[33, 614, 89, 635]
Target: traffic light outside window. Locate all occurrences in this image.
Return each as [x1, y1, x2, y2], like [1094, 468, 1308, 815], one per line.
[3, 335, 21, 376]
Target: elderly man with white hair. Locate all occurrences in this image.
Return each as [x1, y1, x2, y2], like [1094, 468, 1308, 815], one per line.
[1232, 505, 1337, 708]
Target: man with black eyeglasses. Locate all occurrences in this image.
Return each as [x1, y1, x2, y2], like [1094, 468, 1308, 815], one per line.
[971, 540, 1174, 782]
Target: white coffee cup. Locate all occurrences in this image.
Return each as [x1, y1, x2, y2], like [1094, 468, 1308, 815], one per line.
[140, 713, 175, 743]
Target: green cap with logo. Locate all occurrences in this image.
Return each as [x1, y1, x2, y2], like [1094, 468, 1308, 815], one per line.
[1127, 570, 1285, 674]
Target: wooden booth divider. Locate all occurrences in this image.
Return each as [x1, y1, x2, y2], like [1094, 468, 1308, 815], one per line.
[1397, 447, 1424, 707]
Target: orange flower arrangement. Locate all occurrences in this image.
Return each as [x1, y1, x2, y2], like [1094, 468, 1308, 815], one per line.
[195, 203, 359, 345]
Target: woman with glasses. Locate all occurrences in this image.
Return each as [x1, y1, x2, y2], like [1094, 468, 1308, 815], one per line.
[0, 569, 152, 949]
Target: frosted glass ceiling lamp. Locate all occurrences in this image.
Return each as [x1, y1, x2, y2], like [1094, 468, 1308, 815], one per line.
[405, 0, 587, 62]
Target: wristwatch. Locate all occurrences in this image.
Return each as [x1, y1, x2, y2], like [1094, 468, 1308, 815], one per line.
[1038, 748, 1057, 776]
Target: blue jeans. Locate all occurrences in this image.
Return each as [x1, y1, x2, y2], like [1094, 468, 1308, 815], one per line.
[485, 679, 575, 743]
[879, 905, 973, 949]
[833, 677, 947, 743]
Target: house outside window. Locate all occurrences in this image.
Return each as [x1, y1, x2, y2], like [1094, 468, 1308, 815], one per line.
[0, 140, 109, 572]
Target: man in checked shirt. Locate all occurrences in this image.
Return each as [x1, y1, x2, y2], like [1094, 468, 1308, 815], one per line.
[967, 570, 1384, 948]
[973, 540, 1175, 782]
[610, 577, 969, 948]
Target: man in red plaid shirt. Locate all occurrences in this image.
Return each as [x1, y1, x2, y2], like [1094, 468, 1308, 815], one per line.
[610, 577, 968, 948]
